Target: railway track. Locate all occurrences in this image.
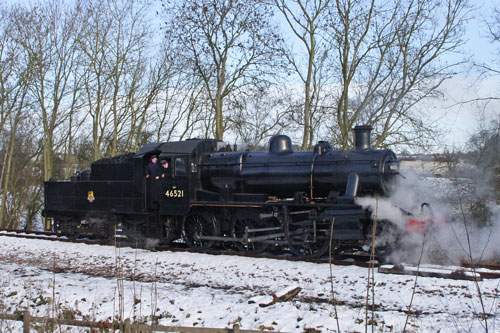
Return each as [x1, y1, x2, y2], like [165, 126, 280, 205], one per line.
[0, 228, 376, 268]
[2, 228, 500, 279]
[0, 228, 110, 245]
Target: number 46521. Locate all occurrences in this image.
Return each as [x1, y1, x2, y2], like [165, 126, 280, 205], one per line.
[165, 189, 184, 198]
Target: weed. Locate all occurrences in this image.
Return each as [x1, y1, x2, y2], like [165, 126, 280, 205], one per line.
[59, 306, 77, 320]
[258, 324, 275, 330]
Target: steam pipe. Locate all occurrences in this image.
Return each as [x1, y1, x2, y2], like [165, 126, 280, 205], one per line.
[345, 173, 359, 197]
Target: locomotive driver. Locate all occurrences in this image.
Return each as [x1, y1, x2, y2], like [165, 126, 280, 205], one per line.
[161, 159, 170, 178]
[146, 155, 162, 180]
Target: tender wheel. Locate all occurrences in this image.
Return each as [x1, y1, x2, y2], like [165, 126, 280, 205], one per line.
[289, 224, 331, 258]
[122, 218, 147, 245]
[101, 223, 116, 242]
[67, 229, 81, 240]
[58, 217, 80, 240]
[182, 209, 218, 249]
[230, 209, 270, 254]
[94, 215, 116, 242]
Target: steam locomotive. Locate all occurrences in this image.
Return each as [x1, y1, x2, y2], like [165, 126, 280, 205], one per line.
[42, 126, 401, 258]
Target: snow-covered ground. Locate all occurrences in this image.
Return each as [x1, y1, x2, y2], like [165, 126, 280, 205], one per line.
[0, 236, 499, 332]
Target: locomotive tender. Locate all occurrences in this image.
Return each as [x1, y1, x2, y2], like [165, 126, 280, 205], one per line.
[42, 125, 400, 258]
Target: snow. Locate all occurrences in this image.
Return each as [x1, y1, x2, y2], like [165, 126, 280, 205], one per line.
[0, 230, 63, 239]
[0, 235, 499, 332]
[379, 264, 483, 279]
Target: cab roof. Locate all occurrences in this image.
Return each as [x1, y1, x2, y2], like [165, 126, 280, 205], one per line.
[134, 139, 220, 157]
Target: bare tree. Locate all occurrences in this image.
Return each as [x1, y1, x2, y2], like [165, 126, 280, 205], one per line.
[457, 5, 499, 139]
[163, 0, 283, 140]
[80, 0, 166, 157]
[0, 124, 43, 230]
[324, 0, 470, 149]
[125, 56, 167, 149]
[0, 7, 34, 227]
[273, 0, 332, 149]
[467, 121, 500, 203]
[105, 0, 151, 156]
[61, 72, 87, 179]
[152, 68, 207, 142]
[0, 8, 23, 136]
[123, 42, 203, 149]
[228, 87, 289, 149]
[10, 1, 86, 180]
[79, 0, 114, 161]
[80, 0, 141, 158]
[480, 5, 500, 82]
[458, 4, 500, 181]
[472, 4, 500, 105]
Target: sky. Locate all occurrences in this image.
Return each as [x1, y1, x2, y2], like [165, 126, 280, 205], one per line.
[437, 76, 499, 151]
[2, 0, 499, 151]
[434, 0, 500, 150]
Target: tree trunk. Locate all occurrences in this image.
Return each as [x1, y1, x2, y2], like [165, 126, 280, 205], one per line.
[93, 105, 100, 161]
[111, 81, 119, 156]
[43, 132, 54, 181]
[215, 92, 224, 140]
[301, 23, 315, 150]
[0, 125, 17, 227]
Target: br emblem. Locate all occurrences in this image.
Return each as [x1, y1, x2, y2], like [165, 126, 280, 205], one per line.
[87, 191, 95, 203]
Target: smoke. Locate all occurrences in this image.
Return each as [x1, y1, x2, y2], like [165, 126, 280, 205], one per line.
[357, 167, 500, 265]
[144, 238, 160, 250]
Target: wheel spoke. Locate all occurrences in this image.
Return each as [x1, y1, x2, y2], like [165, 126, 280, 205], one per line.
[231, 209, 271, 254]
[289, 228, 330, 258]
[182, 210, 217, 249]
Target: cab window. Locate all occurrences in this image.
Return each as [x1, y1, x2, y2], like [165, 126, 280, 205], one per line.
[175, 158, 187, 176]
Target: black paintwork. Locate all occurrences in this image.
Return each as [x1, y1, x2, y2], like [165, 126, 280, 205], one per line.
[42, 127, 401, 256]
[200, 146, 398, 198]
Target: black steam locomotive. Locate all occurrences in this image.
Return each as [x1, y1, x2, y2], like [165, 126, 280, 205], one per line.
[42, 126, 400, 258]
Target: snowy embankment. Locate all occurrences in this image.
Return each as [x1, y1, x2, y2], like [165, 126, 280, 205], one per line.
[0, 236, 499, 332]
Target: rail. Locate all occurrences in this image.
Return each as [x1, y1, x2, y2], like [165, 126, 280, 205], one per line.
[0, 228, 377, 267]
[3, 229, 500, 278]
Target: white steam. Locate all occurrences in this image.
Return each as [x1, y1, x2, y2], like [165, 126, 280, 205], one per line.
[357, 168, 500, 265]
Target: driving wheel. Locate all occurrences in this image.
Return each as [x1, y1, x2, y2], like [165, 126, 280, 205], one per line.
[289, 224, 330, 258]
[182, 209, 218, 249]
[230, 209, 271, 253]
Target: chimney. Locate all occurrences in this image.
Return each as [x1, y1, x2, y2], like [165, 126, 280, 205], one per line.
[353, 125, 372, 151]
